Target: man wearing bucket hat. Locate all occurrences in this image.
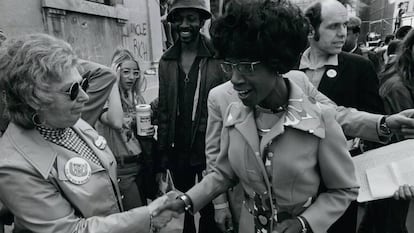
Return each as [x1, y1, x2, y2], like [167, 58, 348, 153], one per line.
[157, 0, 227, 233]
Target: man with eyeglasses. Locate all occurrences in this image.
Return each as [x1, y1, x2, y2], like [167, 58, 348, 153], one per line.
[156, 0, 227, 233]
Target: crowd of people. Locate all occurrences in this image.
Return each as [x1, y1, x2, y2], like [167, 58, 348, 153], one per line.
[1, 0, 414, 233]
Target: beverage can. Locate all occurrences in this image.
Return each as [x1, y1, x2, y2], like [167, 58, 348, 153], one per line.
[136, 104, 153, 136]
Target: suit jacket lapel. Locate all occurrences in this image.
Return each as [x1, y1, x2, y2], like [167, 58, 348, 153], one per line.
[318, 65, 338, 97]
[225, 103, 270, 187]
[318, 53, 346, 98]
[259, 117, 285, 155]
[72, 120, 117, 184]
[234, 112, 271, 188]
[232, 109, 260, 155]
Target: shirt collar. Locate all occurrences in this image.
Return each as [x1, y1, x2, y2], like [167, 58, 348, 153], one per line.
[36, 125, 70, 143]
[224, 78, 325, 139]
[299, 47, 338, 70]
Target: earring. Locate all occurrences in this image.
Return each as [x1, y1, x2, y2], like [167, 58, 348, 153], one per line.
[31, 113, 43, 127]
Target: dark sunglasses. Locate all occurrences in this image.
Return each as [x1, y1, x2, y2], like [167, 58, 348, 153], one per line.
[59, 79, 89, 101]
[220, 61, 261, 74]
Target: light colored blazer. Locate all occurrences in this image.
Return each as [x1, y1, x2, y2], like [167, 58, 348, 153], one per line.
[0, 119, 151, 233]
[206, 72, 383, 177]
[196, 77, 359, 233]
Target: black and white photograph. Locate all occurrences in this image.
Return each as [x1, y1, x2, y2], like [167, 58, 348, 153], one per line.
[0, 0, 414, 232]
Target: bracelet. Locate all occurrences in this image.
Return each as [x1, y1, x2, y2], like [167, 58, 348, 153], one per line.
[296, 216, 308, 233]
[214, 202, 229, 210]
[177, 194, 193, 212]
[149, 213, 156, 233]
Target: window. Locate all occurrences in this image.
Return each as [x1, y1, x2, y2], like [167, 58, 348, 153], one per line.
[86, 0, 117, 6]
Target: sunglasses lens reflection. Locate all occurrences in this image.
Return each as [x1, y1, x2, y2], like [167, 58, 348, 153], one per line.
[69, 83, 80, 101]
[69, 79, 89, 100]
[81, 79, 89, 92]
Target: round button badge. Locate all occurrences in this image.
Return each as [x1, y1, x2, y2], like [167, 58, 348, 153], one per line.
[94, 135, 107, 150]
[327, 69, 337, 78]
[64, 157, 92, 185]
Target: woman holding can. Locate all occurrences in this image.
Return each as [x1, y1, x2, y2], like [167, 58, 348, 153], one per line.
[98, 48, 157, 210]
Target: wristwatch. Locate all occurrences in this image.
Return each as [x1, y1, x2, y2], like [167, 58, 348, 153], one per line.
[379, 116, 392, 136]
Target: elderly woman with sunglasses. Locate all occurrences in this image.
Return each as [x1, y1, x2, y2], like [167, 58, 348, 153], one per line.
[0, 33, 175, 233]
[154, 1, 358, 233]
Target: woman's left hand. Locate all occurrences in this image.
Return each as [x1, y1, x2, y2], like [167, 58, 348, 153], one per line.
[393, 184, 414, 200]
[273, 218, 302, 233]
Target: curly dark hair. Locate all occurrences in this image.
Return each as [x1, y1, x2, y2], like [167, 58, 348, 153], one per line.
[210, 0, 310, 74]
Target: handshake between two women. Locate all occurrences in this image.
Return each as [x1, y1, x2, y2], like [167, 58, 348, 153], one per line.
[147, 191, 188, 232]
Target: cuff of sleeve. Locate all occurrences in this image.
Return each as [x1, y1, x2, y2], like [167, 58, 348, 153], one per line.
[214, 202, 229, 210]
[212, 193, 229, 206]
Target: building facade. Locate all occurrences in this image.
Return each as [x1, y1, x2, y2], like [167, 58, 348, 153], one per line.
[362, 0, 414, 40]
[0, 0, 164, 71]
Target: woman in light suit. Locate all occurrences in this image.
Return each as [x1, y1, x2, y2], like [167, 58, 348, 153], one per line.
[155, 1, 358, 233]
[0, 33, 173, 233]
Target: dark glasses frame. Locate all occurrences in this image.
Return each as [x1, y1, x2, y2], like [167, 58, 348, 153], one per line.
[59, 78, 89, 101]
[220, 61, 261, 74]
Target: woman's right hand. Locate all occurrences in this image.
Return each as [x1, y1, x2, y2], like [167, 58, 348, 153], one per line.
[148, 191, 181, 231]
[152, 192, 186, 217]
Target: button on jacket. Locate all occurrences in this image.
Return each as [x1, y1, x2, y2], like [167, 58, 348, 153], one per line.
[0, 119, 151, 233]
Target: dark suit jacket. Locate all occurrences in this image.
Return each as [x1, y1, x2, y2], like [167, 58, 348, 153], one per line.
[317, 52, 384, 114]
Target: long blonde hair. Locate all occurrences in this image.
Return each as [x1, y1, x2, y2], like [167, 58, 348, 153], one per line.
[110, 48, 147, 109]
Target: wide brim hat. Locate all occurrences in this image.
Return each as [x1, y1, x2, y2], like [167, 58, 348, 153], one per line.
[167, 0, 212, 22]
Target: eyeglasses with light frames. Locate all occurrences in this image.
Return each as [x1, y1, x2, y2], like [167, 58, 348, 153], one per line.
[220, 61, 261, 74]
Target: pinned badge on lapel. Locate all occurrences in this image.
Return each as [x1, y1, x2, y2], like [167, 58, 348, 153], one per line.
[94, 135, 107, 150]
[326, 69, 337, 78]
[64, 157, 92, 185]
